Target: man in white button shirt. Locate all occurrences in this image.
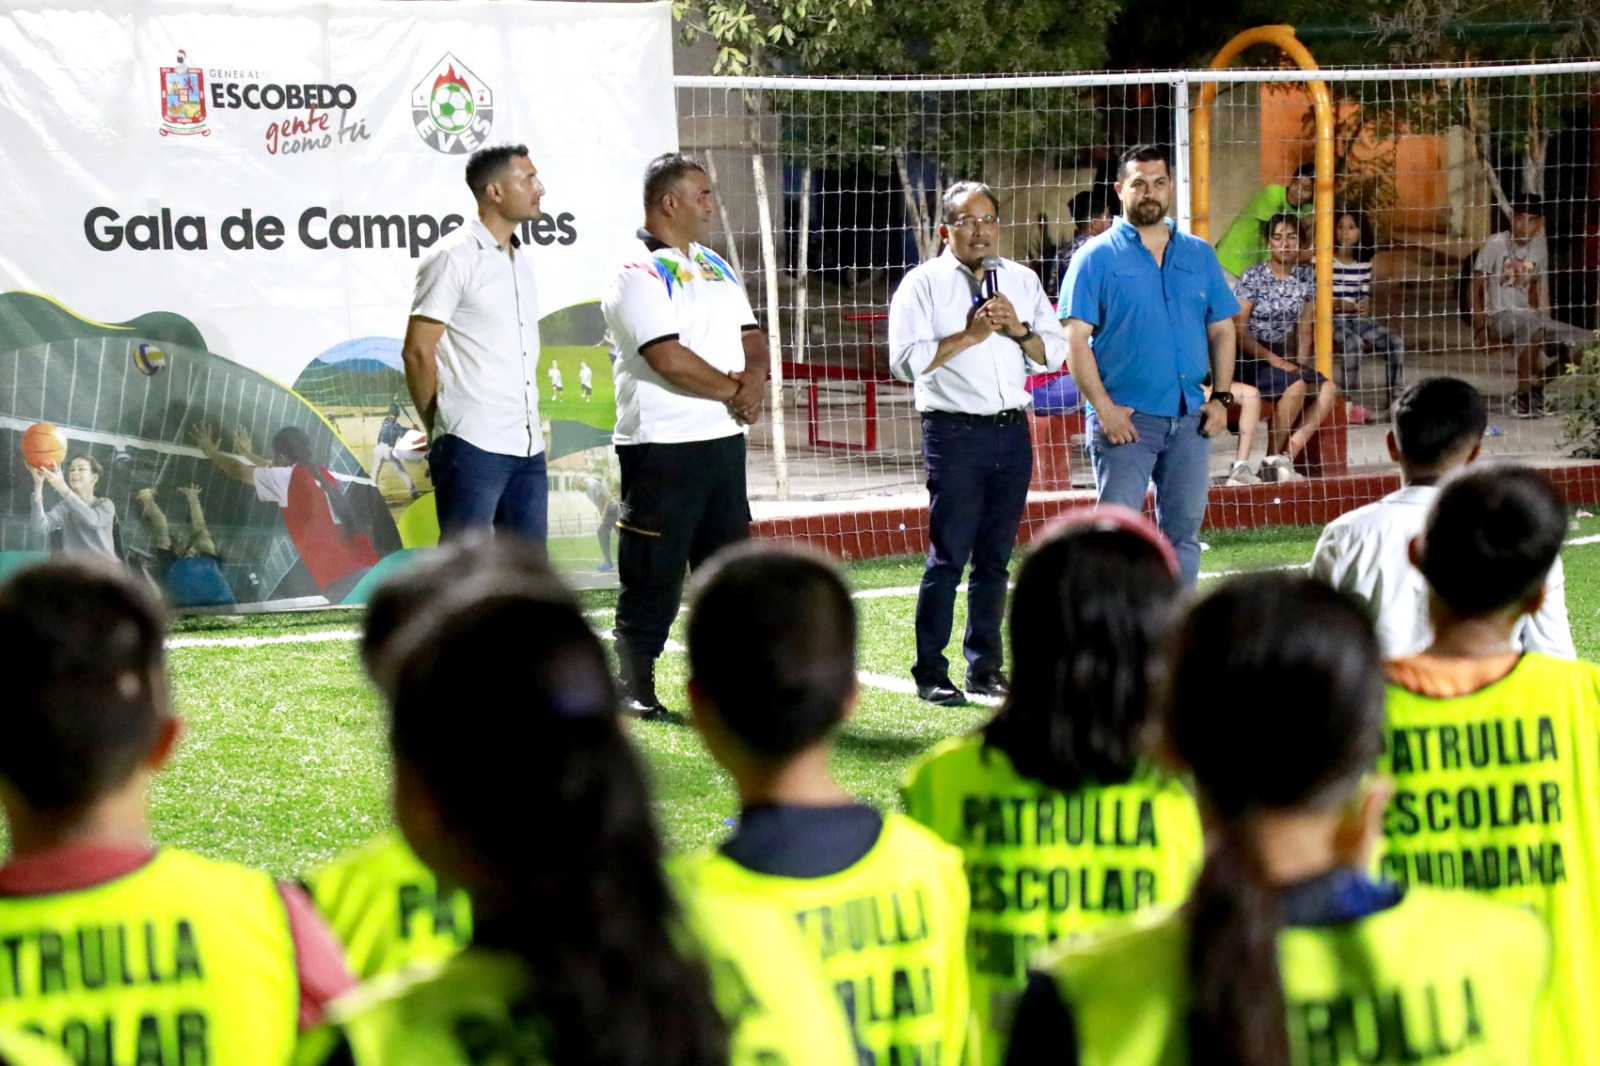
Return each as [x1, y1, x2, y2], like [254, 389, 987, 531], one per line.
[888, 181, 1068, 706]
[401, 143, 548, 543]
[600, 153, 768, 717]
[1311, 376, 1574, 659]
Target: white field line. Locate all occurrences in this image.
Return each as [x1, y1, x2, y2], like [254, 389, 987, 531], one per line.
[167, 628, 360, 649]
[165, 530, 1600, 659]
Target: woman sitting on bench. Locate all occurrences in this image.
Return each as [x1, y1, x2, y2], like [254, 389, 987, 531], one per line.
[1233, 213, 1339, 483]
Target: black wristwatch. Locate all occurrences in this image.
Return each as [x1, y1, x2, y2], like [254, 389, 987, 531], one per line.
[1009, 323, 1036, 345]
[1209, 390, 1234, 407]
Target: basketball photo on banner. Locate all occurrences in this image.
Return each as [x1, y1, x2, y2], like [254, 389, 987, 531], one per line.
[0, 0, 677, 605]
[0, 291, 404, 605]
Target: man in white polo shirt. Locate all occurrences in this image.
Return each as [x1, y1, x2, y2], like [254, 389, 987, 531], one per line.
[889, 180, 1067, 706]
[401, 143, 547, 543]
[600, 152, 768, 718]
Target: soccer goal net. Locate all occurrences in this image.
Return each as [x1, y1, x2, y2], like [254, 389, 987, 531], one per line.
[675, 59, 1600, 552]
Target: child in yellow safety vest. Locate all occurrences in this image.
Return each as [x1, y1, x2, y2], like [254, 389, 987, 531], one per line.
[902, 506, 1201, 1066]
[678, 544, 973, 1066]
[298, 553, 853, 1066]
[0, 559, 354, 1066]
[304, 536, 567, 982]
[1380, 464, 1600, 1063]
[1010, 573, 1550, 1066]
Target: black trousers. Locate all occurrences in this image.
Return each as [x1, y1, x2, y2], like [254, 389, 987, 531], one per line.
[614, 434, 750, 661]
[913, 412, 1032, 686]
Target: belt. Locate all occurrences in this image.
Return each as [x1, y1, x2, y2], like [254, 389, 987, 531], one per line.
[922, 408, 1027, 426]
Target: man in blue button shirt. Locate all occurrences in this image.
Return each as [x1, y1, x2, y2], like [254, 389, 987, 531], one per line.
[1059, 144, 1239, 585]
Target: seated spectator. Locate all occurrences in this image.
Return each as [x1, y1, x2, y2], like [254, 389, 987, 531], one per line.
[901, 507, 1200, 1066]
[1233, 214, 1339, 482]
[1026, 190, 1114, 416]
[0, 557, 353, 1058]
[1007, 572, 1550, 1066]
[1053, 188, 1113, 288]
[304, 554, 852, 1066]
[1311, 377, 1572, 659]
[1214, 161, 1315, 281]
[1383, 464, 1599, 1061]
[1212, 379, 1265, 485]
[1471, 195, 1596, 418]
[1331, 207, 1405, 421]
[132, 485, 236, 607]
[678, 544, 972, 1066]
[29, 454, 116, 560]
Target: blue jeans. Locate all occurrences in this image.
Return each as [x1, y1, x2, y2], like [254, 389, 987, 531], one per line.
[1086, 408, 1208, 586]
[428, 434, 548, 544]
[913, 413, 1033, 687]
[1331, 316, 1405, 395]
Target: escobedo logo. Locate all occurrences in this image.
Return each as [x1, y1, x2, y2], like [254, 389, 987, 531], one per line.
[159, 50, 210, 137]
[411, 53, 493, 155]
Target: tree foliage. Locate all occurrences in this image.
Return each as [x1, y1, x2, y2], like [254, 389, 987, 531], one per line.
[797, 0, 1121, 77]
[671, 0, 874, 76]
[1371, 1, 1600, 63]
[674, 0, 1122, 77]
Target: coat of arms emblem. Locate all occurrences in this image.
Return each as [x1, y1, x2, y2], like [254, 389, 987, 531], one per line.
[160, 50, 210, 137]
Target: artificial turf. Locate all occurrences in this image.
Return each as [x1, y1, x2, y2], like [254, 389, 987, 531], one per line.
[22, 517, 1600, 878]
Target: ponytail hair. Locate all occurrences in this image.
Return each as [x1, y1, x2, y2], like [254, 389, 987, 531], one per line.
[1166, 574, 1384, 1066]
[386, 581, 728, 1066]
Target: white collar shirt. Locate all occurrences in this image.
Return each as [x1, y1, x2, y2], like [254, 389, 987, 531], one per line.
[1310, 482, 1574, 659]
[411, 219, 543, 457]
[887, 249, 1067, 415]
[601, 231, 756, 445]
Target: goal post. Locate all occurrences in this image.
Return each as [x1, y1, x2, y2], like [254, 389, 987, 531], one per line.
[674, 59, 1600, 556]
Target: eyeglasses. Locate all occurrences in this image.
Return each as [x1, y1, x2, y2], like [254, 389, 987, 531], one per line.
[948, 214, 1000, 230]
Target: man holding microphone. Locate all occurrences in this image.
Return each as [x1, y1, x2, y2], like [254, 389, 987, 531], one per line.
[889, 181, 1067, 706]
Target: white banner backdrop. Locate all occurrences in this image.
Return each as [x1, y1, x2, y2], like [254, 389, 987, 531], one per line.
[0, 0, 675, 384]
[0, 0, 675, 606]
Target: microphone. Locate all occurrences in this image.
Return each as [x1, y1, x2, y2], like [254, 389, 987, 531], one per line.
[982, 256, 1001, 300]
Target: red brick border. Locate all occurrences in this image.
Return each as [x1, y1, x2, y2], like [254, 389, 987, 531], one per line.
[752, 463, 1600, 561]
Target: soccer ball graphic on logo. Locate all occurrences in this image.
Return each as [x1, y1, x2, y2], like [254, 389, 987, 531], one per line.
[412, 55, 493, 154]
[429, 83, 475, 133]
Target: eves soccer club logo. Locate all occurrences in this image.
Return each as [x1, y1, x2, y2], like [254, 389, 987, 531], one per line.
[159, 50, 210, 137]
[411, 54, 493, 155]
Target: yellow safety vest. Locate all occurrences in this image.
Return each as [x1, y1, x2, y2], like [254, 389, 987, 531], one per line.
[0, 1028, 71, 1066]
[1381, 653, 1600, 1063]
[301, 926, 829, 1066]
[297, 950, 542, 1066]
[678, 812, 972, 1066]
[672, 862, 858, 1066]
[305, 831, 472, 980]
[0, 848, 299, 1066]
[1042, 886, 1548, 1066]
[903, 736, 1203, 1066]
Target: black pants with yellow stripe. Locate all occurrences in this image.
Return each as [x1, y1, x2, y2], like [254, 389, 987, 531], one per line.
[614, 434, 750, 663]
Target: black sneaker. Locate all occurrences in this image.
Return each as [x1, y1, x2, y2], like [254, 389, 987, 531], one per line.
[915, 679, 967, 706]
[966, 669, 1009, 698]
